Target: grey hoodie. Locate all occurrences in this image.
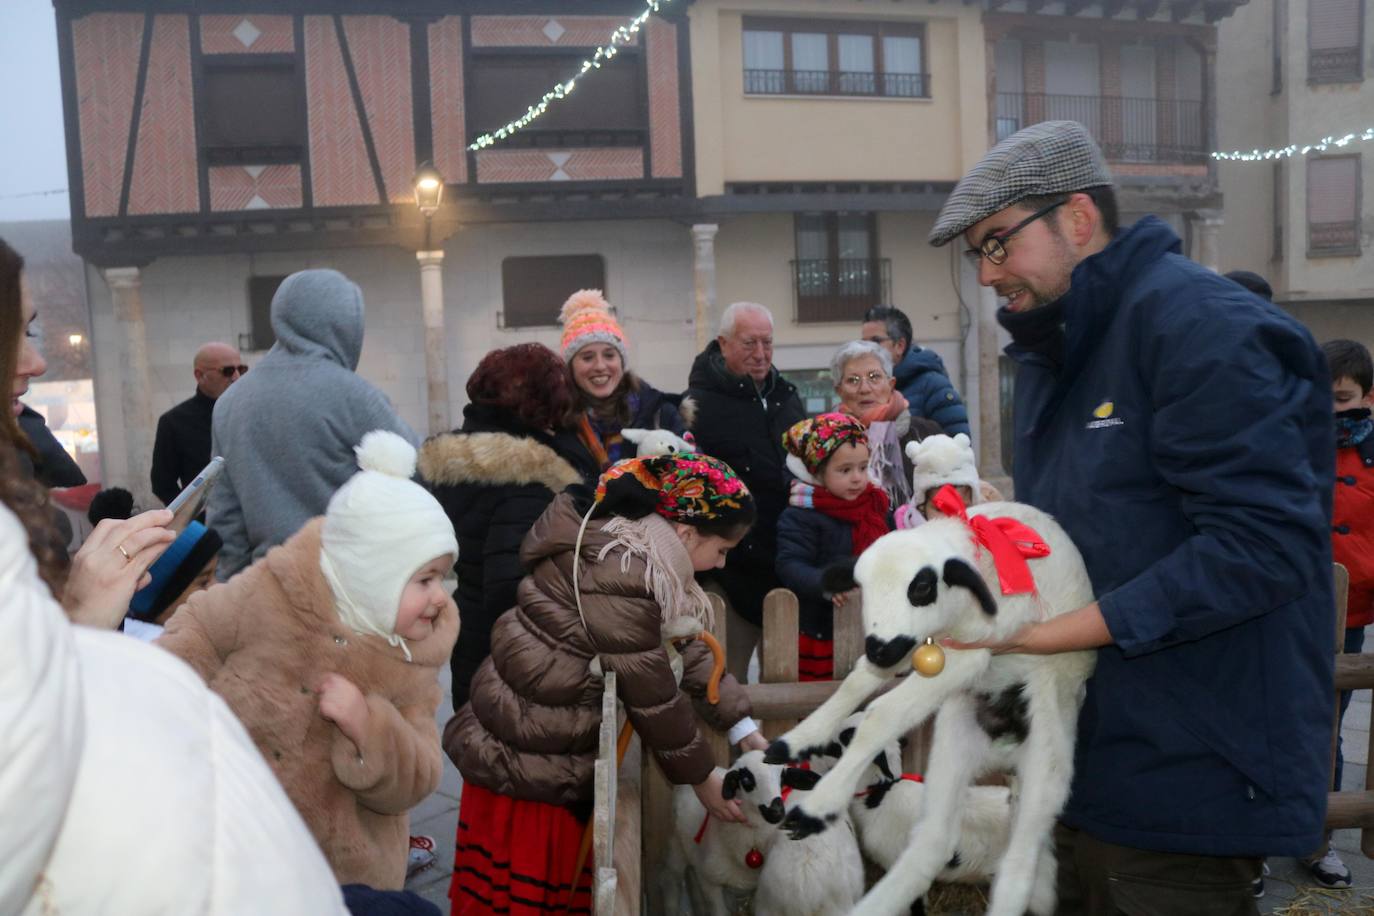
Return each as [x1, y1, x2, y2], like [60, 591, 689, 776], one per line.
[207, 269, 417, 580]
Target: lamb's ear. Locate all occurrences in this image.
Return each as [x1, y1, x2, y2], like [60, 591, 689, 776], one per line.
[837, 727, 856, 748]
[780, 768, 823, 791]
[621, 428, 647, 444]
[942, 557, 998, 616]
[821, 558, 858, 595]
[722, 770, 741, 800]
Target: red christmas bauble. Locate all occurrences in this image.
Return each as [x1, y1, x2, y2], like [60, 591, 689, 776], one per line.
[744, 849, 764, 869]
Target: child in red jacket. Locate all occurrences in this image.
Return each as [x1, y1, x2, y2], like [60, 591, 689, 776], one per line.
[1309, 339, 1374, 888]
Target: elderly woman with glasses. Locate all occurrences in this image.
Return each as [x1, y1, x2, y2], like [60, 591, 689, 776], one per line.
[828, 340, 942, 508]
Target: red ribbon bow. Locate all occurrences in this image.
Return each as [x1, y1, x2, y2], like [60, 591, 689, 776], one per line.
[930, 484, 1051, 596]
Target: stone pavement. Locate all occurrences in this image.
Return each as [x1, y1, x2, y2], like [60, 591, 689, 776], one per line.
[406, 671, 1374, 914]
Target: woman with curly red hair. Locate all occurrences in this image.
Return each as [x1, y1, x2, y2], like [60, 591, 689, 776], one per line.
[418, 343, 597, 710]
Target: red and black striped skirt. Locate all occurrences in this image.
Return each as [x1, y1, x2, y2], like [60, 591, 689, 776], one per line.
[449, 782, 593, 915]
[798, 633, 833, 681]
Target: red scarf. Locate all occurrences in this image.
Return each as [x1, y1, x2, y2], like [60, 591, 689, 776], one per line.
[855, 389, 910, 427]
[810, 483, 891, 555]
[930, 484, 1050, 595]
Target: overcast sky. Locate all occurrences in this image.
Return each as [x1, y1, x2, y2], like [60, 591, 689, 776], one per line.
[0, 1, 72, 222]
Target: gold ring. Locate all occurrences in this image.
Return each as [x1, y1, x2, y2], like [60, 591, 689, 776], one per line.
[116, 544, 131, 561]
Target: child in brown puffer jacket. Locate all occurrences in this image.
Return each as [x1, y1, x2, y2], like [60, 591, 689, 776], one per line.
[158, 431, 459, 890]
[446, 452, 766, 916]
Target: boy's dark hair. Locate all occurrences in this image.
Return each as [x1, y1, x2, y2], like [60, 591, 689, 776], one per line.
[861, 305, 913, 352]
[1224, 270, 1273, 301]
[1019, 186, 1120, 238]
[1323, 339, 1373, 396]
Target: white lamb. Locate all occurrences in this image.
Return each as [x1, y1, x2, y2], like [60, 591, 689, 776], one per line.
[621, 427, 695, 457]
[765, 496, 1096, 916]
[662, 750, 784, 916]
[752, 766, 865, 916]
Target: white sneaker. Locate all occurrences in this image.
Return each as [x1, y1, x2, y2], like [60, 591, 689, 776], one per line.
[1306, 849, 1352, 889]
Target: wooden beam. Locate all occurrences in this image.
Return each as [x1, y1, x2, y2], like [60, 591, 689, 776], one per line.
[1333, 652, 1374, 691]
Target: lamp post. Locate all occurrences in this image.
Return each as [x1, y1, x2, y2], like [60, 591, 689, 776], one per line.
[413, 161, 451, 435]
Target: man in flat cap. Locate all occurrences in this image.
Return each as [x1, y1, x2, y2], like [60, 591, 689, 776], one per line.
[938, 122, 1336, 911]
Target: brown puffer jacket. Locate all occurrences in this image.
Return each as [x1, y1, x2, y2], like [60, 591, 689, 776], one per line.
[446, 492, 751, 806]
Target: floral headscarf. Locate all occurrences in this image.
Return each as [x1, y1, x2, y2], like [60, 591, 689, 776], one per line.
[596, 453, 753, 524]
[782, 412, 869, 477]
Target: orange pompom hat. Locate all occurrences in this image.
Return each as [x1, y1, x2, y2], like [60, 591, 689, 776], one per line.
[559, 289, 628, 366]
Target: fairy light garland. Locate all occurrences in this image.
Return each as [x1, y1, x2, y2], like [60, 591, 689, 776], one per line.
[1212, 127, 1374, 162]
[467, 0, 673, 151]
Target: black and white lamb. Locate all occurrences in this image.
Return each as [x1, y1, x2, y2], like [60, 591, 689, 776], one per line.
[663, 750, 784, 916]
[765, 495, 1096, 916]
[752, 767, 865, 916]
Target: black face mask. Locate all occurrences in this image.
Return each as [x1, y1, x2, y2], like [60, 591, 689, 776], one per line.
[1336, 407, 1372, 422]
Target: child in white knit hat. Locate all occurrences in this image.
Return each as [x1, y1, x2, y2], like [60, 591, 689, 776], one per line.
[896, 432, 1004, 528]
[158, 430, 459, 891]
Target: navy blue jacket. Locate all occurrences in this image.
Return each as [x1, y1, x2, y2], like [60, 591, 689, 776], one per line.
[775, 506, 853, 640]
[1004, 217, 1334, 857]
[893, 347, 970, 436]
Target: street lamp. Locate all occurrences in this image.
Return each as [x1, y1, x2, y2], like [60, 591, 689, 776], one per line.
[412, 161, 451, 436]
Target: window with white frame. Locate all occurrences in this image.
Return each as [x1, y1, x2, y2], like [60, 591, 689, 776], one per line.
[742, 18, 928, 98]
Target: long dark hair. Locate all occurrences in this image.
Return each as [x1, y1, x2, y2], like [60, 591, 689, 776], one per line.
[0, 237, 67, 598]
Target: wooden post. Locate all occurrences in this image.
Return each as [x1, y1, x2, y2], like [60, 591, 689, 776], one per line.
[1331, 563, 1349, 798]
[703, 592, 731, 767]
[640, 746, 673, 914]
[613, 737, 642, 915]
[760, 588, 800, 737]
[593, 673, 618, 912]
[832, 590, 865, 680]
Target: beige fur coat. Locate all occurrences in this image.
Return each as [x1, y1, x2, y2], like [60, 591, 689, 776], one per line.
[157, 519, 458, 889]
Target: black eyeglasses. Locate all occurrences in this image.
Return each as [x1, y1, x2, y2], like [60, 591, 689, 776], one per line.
[216, 365, 249, 379]
[963, 199, 1066, 267]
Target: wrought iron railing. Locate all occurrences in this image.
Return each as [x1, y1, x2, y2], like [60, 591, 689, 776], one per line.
[1309, 221, 1361, 254]
[745, 68, 930, 98]
[995, 92, 1206, 163]
[792, 258, 891, 323]
[1309, 47, 1363, 84]
[477, 128, 647, 150]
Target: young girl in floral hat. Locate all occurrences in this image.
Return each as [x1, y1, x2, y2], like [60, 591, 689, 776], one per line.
[446, 452, 765, 915]
[776, 412, 893, 680]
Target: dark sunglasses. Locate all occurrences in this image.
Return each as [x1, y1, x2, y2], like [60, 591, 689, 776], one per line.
[963, 198, 1066, 267]
[215, 365, 249, 379]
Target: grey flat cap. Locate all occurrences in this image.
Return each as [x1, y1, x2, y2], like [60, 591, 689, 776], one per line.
[929, 120, 1113, 247]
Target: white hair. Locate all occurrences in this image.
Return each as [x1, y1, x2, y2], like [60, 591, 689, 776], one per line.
[830, 340, 892, 384]
[719, 301, 774, 339]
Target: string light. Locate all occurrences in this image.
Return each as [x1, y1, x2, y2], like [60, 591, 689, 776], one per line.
[1212, 127, 1374, 162]
[467, 0, 673, 151]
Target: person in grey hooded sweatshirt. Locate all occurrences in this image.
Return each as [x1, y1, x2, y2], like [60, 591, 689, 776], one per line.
[207, 269, 416, 580]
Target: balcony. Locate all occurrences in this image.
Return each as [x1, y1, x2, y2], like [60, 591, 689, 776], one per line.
[745, 69, 930, 99]
[792, 258, 891, 323]
[1309, 47, 1363, 84]
[1309, 221, 1361, 256]
[995, 92, 1206, 163]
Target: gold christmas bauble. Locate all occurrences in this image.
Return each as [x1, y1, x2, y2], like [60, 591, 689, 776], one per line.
[913, 640, 946, 677]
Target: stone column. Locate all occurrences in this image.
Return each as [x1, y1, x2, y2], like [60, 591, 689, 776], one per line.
[691, 223, 720, 352]
[104, 266, 156, 506]
[1191, 210, 1225, 272]
[976, 284, 1011, 497]
[417, 249, 451, 435]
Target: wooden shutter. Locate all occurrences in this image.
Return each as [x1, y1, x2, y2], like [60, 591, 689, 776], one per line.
[1308, 157, 1359, 223]
[1310, 0, 1361, 49]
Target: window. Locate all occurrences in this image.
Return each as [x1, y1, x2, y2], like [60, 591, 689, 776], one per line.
[501, 255, 606, 328]
[200, 57, 304, 165]
[246, 275, 286, 351]
[1308, 0, 1364, 83]
[742, 18, 928, 98]
[470, 54, 644, 148]
[1307, 155, 1361, 256]
[792, 212, 888, 323]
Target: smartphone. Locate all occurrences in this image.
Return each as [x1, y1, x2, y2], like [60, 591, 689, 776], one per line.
[167, 456, 225, 533]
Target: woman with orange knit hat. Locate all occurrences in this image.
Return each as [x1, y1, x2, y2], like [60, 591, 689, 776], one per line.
[559, 289, 690, 470]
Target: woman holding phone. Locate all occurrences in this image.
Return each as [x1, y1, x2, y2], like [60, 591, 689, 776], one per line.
[1, 236, 174, 627]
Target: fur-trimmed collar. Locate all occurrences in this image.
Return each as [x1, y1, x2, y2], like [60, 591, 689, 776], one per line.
[417, 430, 583, 492]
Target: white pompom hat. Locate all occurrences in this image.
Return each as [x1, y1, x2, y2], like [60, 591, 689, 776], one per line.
[906, 433, 982, 504]
[319, 431, 457, 659]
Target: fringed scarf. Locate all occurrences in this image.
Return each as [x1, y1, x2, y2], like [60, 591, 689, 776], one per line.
[596, 512, 714, 631]
[853, 391, 913, 509]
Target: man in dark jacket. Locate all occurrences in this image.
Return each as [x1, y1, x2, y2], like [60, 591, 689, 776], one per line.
[860, 304, 969, 436]
[150, 341, 244, 506]
[932, 121, 1333, 913]
[687, 301, 805, 681]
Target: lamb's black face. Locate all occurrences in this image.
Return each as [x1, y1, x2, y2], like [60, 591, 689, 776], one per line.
[866, 633, 917, 668]
[759, 798, 785, 824]
[722, 766, 756, 800]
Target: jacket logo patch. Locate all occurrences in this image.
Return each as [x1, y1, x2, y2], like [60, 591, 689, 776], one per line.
[1087, 400, 1124, 430]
